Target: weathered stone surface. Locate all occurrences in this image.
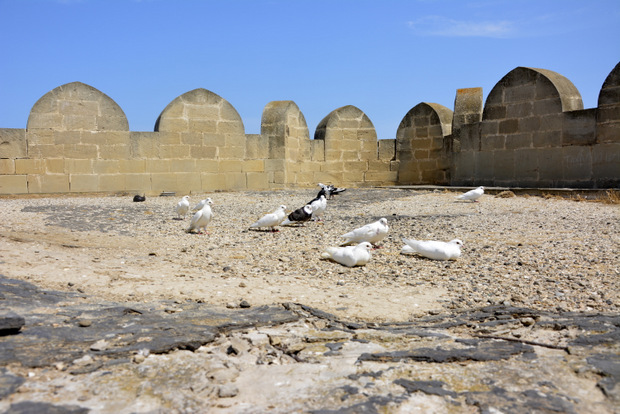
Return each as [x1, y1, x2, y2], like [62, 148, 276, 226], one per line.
[0, 311, 25, 334]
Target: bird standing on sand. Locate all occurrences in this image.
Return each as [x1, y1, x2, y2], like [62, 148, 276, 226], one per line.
[176, 195, 190, 219]
[249, 205, 287, 232]
[186, 198, 213, 234]
[456, 186, 484, 202]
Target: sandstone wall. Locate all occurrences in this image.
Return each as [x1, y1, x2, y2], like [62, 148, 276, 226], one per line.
[451, 65, 620, 188]
[0, 62, 618, 195]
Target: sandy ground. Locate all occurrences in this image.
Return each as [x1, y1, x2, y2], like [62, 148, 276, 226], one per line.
[1, 188, 619, 322]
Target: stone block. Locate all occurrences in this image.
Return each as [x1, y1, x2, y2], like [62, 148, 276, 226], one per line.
[514, 148, 539, 181]
[519, 116, 540, 133]
[170, 159, 197, 173]
[28, 144, 64, 158]
[481, 135, 505, 152]
[160, 144, 190, 159]
[342, 151, 361, 161]
[414, 149, 429, 160]
[246, 172, 269, 189]
[151, 173, 179, 192]
[196, 159, 220, 173]
[595, 122, 620, 144]
[27, 113, 63, 129]
[506, 102, 533, 118]
[15, 159, 45, 175]
[562, 109, 596, 146]
[0, 159, 15, 174]
[265, 159, 286, 172]
[311, 140, 325, 161]
[226, 172, 247, 190]
[28, 174, 70, 193]
[201, 173, 228, 191]
[499, 119, 519, 134]
[533, 98, 562, 116]
[64, 115, 98, 131]
[241, 160, 264, 172]
[537, 148, 564, 181]
[219, 160, 243, 172]
[562, 146, 592, 181]
[52, 130, 81, 145]
[480, 120, 499, 136]
[505, 84, 536, 103]
[203, 133, 227, 147]
[218, 146, 245, 159]
[482, 105, 506, 121]
[98, 174, 125, 192]
[125, 174, 152, 193]
[453, 151, 475, 182]
[173, 172, 202, 193]
[476, 151, 494, 180]
[300, 161, 321, 172]
[493, 150, 514, 181]
[26, 129, 53, 146]
[533, 130, 561, 148]
[592, 143, 620, 182]
[119, 159, 146, 174]
[69, 174, 99, 192]
[505, 133, 532, 150]
[0, 128, 27, 158]
[63, 144, 98, 159]
[190, 145, 218, 159]
[0, 175, 28, 193]
[181, 132, 203, 146]
[378, 139, 395, 160]
[364, 170, 398, 183]
[64, 159, 93, 174]
[314, 171, 343, 184]
[45, 158, 65, 174]
[97, 115, 129, 131]
[218, 121, 243, 135]
[342, 171, 365, 182]
[146, 159, 171, 173]
[99, 144, 131, 160]
[130, 132, 160, 158]
[93, 160, 120, 174]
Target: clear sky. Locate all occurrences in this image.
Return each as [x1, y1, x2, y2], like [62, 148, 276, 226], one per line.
[1, 0, 619, 139]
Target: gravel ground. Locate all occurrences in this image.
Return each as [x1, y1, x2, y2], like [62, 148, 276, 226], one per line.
[1, 188, 618, 322]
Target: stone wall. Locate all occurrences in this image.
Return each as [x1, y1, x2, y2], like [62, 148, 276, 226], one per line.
[0, 62, 618, 195]
[451, 64, 620, 188]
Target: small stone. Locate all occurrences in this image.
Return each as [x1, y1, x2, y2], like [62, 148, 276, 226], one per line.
[78, 319, 92, 327]
[133, 354, 146, 364]
[239, 300, 251, 308]
[90, 339, 109, 351]
[239, 282, 247, 288]
[226, 302, 238, 309]
[520, 317, 535, 327]
[218, 384, 239, 398]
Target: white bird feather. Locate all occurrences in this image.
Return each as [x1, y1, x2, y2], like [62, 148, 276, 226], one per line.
[175, 195, 190, 219]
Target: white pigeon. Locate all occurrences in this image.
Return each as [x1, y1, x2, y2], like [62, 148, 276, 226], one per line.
[309, 195, 327, 221]
[186, 198, 213, 234]
[456, 186, 484, 202]
[321, 242, 373, 267]
[341, 218, 389, 247]
[175, 195, 190, 219]
[249, 205, 287, 232]
[401, 238, 463, 260]
[192, 198, 210, 212]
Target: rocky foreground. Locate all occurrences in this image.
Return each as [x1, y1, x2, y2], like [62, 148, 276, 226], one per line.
[0, 188, 618, 412]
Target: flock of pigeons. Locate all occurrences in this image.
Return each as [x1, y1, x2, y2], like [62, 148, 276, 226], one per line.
[172, 184, 485, 268]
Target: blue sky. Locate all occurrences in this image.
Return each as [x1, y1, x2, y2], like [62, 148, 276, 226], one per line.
[1, 0, 619, 139]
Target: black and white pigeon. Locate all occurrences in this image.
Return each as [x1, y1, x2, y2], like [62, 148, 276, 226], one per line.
[133, 194, 146, 202]
[281, 204, 313, 226]
[307, 194, 327, 221]
[317, 183, 346, 199]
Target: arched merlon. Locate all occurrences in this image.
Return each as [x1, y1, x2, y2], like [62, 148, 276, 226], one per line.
[27, 81, 129, 131]
[314, 105, 377, 162]
[597, 61, 620, 143]
[483, 67, 583, 121]
[155, 88, 245, 135]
